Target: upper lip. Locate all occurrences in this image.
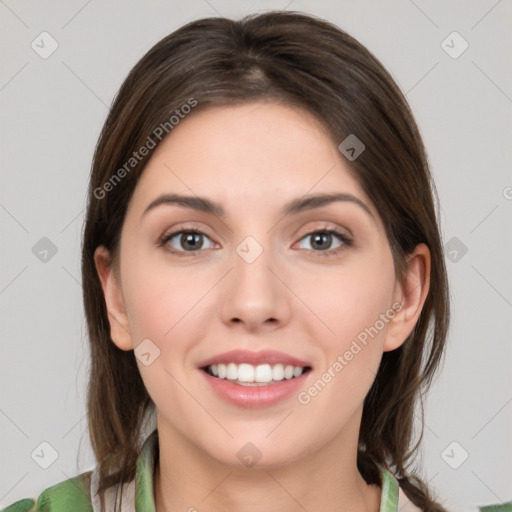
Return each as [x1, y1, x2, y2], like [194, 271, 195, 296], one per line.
[198, 349, 312, 369]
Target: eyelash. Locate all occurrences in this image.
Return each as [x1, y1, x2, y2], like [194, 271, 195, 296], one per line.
[158, 225, 353, 258]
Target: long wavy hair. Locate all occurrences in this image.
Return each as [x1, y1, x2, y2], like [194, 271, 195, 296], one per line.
[81, 10, 450, 511]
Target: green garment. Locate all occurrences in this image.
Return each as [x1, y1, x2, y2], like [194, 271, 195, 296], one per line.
[1, 430, 510, 511]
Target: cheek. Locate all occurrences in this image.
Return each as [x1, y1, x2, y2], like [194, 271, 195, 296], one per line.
[321, 255, 395, 388]
[121, 261, 203, 402]
[296, 251, 396, 405]
[122, 255, 212, 344]
[301, 255, 396, 346]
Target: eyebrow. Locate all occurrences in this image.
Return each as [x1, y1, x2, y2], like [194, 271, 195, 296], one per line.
[142, 192, 374, 220]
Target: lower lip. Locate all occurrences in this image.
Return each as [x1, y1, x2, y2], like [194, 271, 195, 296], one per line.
[199, 369, 311, 408]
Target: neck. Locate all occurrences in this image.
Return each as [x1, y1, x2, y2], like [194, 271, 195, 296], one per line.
[153, 410, 381, 512]
[154, 466, 380, 512]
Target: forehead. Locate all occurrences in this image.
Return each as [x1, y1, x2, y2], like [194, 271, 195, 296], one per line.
[127, 102, 378, 221]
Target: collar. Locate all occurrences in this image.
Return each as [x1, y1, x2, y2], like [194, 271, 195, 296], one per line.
[92, 429, 399, 512]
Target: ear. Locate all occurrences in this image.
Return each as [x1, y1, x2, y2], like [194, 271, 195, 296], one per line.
[94, 246, 134, 351]
[383, 243, 431, 352]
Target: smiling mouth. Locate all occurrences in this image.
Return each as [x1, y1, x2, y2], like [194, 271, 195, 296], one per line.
[201, 363, 312, 386]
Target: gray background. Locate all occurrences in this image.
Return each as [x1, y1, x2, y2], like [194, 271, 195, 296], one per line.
[1, 1, 511, 510]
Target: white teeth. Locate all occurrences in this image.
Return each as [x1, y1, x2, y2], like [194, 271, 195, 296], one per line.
[293, 366, 303, 378]
[255, 364, 273, 383]
[227, 363, 238, 380]
[284, 365, 295, 379]
[272, 364, 284, 381]
[207, 363, 307, 383]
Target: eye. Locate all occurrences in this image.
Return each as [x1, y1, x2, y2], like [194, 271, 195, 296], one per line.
[159, 226, 352, 257]
[296, 228, 352, 255]
[160, 228, 215, 255]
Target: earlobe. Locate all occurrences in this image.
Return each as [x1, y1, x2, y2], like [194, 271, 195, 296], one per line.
[383, 243, 431, 352]
[94, 246, 134, 351]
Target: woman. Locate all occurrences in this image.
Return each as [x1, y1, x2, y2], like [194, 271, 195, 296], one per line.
[3, 10, 509, 512]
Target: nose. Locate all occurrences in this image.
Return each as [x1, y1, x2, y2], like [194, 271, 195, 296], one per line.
[219, 237, 292, 332]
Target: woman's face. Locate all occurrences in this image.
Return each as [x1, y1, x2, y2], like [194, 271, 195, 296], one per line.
[96, 101, 426, 468]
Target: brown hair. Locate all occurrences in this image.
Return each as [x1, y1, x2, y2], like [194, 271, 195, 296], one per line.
[82, 10, 450, 511]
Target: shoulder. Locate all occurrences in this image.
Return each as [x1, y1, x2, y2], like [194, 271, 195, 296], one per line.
[477, 502, 512, 512]
[1, 472, 93, 512]
[397, 484, 512, 512]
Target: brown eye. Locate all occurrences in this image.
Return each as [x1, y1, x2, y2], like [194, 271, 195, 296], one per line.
[297, 229, 352, 255]
[161, 229, 215, 255]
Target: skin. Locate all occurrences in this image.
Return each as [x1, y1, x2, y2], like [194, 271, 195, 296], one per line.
[95, 101, 430, 512]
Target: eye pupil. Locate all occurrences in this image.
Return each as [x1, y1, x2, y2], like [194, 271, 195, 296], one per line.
[311, 233, 331, 250]
[182, 232, 202, 251]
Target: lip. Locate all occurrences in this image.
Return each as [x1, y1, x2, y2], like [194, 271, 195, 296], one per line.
[199, 367, 311, 408]
[197, 349, 312, 369]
